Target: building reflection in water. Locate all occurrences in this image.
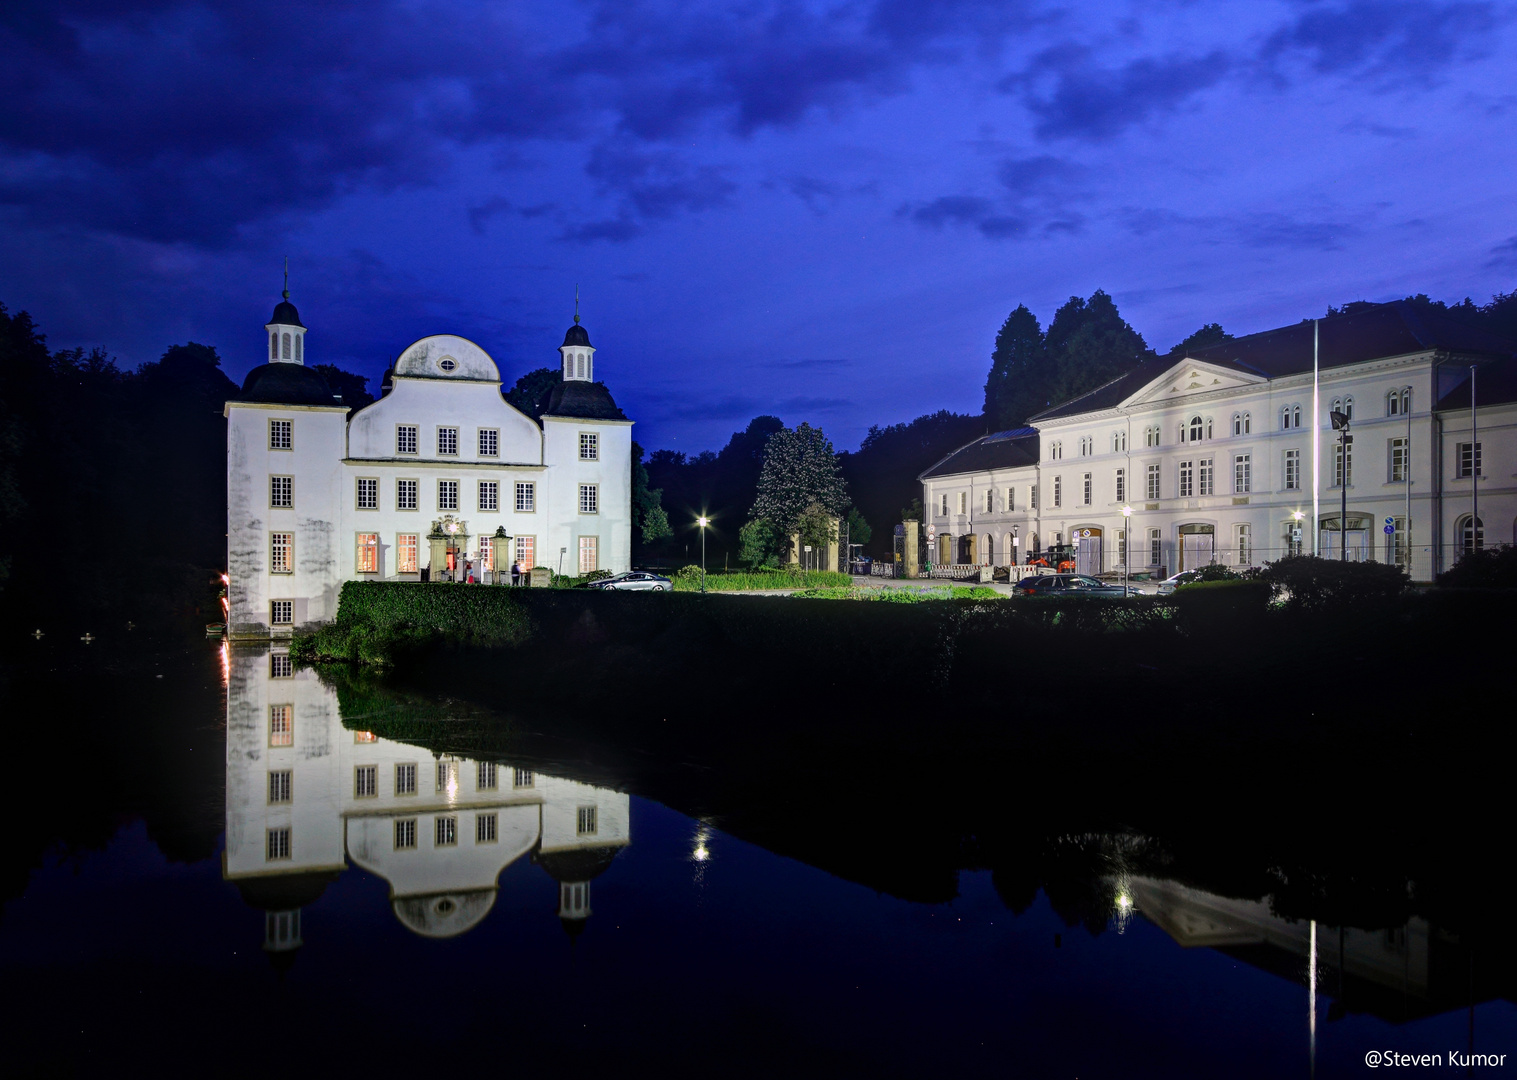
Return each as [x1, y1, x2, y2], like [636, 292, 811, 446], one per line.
[223, 645, 629, 963]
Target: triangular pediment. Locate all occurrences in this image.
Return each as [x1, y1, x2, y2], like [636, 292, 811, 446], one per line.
[1121, 358, 1265, 408]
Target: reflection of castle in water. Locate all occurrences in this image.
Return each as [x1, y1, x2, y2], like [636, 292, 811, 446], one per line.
[224, 646, 628, 959]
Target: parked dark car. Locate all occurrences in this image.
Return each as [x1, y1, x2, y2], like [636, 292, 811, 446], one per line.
[1013, 573, 1139, 597]
[579, 571, 672, 591]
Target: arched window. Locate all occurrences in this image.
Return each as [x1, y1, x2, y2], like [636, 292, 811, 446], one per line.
[1241, 412, 1250, 434]
[1343, 396, 1353, 420]
[577, 353, 585, 378]
[1206, 417, 1214, 439]
[281, 333, 291, 360]
[270, 332, 278, 360]
[295, 334, 302, 362]
[1457, 515, 1484, 555]
[1292, 404, 1301, 428]
[1280, 406, 1289, 430]
[1050, 441, 1062, 461]
[1232, 413, 1241, 436]
[1146, 425, 1160, 448]
[1189, 416, 1204, 442]
[1387, 390, 1400, 416]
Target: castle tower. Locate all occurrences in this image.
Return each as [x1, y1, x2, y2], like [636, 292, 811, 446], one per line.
[559, 291, 594, 382]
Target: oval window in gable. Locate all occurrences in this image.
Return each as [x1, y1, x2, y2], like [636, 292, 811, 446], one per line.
[438, 356, 458, 373]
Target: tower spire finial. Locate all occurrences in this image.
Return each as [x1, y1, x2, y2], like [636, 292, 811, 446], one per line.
[573, 284, 580, 325]
[282, 257, 290, 301]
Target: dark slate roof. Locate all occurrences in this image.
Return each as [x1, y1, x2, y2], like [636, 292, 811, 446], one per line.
[535, 845, 623, 884]
[920, 428, 1037, 479]
[538, 379, 627, 420]
[269, 300, 305, 328]
[233, 869, 342, 911]
[240, 362, 343, 406]
[1437, 356, 1517, 410]
[562, 323, 591, 347]
[1031, 301, 1517, 423]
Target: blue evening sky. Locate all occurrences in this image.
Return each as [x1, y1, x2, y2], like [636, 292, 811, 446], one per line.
[2, 1, 1514, 451]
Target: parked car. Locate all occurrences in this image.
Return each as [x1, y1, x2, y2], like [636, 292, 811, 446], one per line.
[1013, 573, 1139, 597]
[580, 571, 672, 591]
[1155, 570, 1204, 595]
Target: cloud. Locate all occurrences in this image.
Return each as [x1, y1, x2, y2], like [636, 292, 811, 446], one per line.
[585, 143, 736, 219]
[559, 217, 643, 244]
[1261, 1, 1497, 84]
[1484, 235, 1517, 271]
[899, 194, 1027, 240]
[1006, 44, 1231, 142]
[467, 197, 514, 235]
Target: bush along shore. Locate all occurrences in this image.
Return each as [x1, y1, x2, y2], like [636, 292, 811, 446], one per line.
[670, 566, 850, 591]
[291, 581, 532, 666]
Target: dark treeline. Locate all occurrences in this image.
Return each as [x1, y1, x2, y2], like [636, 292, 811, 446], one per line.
[0, 303, 372, 632]
[642, 287, 1517, 560]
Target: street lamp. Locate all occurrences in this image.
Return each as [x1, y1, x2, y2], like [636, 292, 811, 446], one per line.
[1330, 409, 1351, 562]
[1291, 510, 1305, 557]
[696, 516, 709, 593]
[1121, 505, 1133, 594]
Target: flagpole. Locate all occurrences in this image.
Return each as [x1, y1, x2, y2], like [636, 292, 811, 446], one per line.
[1312, 319, 1320, 557]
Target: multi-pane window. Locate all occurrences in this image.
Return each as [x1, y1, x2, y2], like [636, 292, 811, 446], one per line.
[397, 424, 418, 455]
[1113, 430, 1127, 453]
[580, 433, 599, 460]
[355, 765, 377, 798]
[436, 761, 457, 793]
[1145, 425, 1160, 448]
[477, 762, 498, 790]
[1198, 458, 1214, 497]
[577, 806, 598, 836]
[1149, 528, 1161, 566]
[1284, 449, 1300, 490]
[1117, 529, 1126, 563]
[1030, 485, 1037, 510]
[267, 827, 291, 861]
[579, 536, 598, 574]
[1146, 464, 1160, 500]
[1387, 388, 1411, 416]
[1052, 476, 1062, 508]
[1231, 412, 1251, 436]
[1461, 516, 1484, 554]
[438, 480, 459, 511]
[514, 535, 535, 570]
[1235, 524, 1251, 565]
[270, 653, 293, 679]
[394, 819, 417, 850]
[269, 704, 293, 747]
[940, 493, 949, 517]
[515, 482, 536, 512]
[1456, 442, 1482, 478]
[1390, 437, 1409, 482]
[579, 484, 599, 514]
[356, 532, 379, 574]
[1006, 487, 1016, 512]
[357, 477, 378, 509]
[1179, 460, 1194, 498]
[1115, 469, 1125, 503]
[1334, 441, 1352, 487]
[268, 770, 292, 804]
[395, 763, 417, 796]
[437, 427, 459, 456]
[985, 490, 994, 513]
[269, 419, 292, 450]
[1234, 454, 1251, 494]
[476, 813, 497, 843]
[270, 475, 293, 507]
[397, 534, 418, 574]
[1188, 416, 1205, 442]
[436, 816, 458, 847]
[271, 600, 293, 626]
[397, 479, 418, 510]
[957, 491, 967, 515]
[1390, 516, 1409, 567]
[270, 532, 293, 573]
[1082, 473, 1092, 506]
[479, 480, 499, 511]
[478, 536, 493, 572]
[1050, 441, 1062, 460]
[478, 429, 499, 457]
[513, 768, 534, 788]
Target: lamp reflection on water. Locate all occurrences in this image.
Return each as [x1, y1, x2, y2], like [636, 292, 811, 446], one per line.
[1309, 918, 1318, 1078]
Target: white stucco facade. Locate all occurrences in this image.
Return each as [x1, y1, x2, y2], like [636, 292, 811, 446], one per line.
[921, 304, 1516, 581]
[226, 299, 634, 638]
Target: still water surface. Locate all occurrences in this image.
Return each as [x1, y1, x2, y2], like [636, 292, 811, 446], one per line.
[2, 639, 1513, 1077]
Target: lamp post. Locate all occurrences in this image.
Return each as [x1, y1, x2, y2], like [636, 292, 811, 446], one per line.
[1292, 510, 1305, 558]
[696, 516, 709, 593]
[1330, 410, 1351, 562]
[1121, 505, 1133, 594]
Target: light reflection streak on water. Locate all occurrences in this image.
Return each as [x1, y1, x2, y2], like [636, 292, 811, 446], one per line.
[1309, 918, 1317, 1078]
[691, 823, 712, 888]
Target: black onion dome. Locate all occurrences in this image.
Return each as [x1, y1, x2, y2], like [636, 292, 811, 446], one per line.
[233, 869, 343, 912]
[562, 323, 591, 348]
[269, 300, 305, 328]
[535, 845, 624, 884]
[537, 380, 626, 421]
[240, 362, 342, 406]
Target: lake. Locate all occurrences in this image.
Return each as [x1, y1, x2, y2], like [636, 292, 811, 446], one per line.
[2, 629, 1513, 1077]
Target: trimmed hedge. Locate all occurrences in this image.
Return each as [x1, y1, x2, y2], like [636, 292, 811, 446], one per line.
[1257, 555, 1411, 612]
[671, 568, 851, 591]
[292, 580, 531, 665]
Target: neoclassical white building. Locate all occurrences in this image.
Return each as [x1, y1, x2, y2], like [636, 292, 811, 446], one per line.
[224, 644, 630, 959]
[921, 302, 1516, 580]
[226, 292, 634, 637]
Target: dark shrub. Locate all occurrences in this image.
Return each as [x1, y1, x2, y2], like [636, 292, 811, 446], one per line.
[1169, 578, 1272, 633]
[1189, 563, 1240, 583]
[1258, 555, 1410, 613]
[1436, 546, 1517, 589]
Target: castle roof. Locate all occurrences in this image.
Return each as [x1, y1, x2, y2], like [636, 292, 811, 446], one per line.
[239, 362, 343, 406]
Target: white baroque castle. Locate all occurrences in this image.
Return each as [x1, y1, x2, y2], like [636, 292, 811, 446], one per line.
[921, 302, 1516, 581]
[225, 292, 633, 637]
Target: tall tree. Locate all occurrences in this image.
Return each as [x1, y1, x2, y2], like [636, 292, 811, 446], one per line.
[1042, 290, 1152, 407]
[1167, 323, 1232, 355]
[312, 363, 374, 409]
[751, 422, 848, 538]
[505, 366, 561, 419]
[982, 304, 1047, 431]
[630, 442, 670, 550]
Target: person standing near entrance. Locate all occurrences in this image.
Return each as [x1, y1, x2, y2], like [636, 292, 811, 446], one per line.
[464, 559, 475, 584]
[511, 560, 521, 586]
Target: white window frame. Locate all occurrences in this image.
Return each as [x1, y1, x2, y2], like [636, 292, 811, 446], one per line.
[478, 480, 499, 512]
[514, 535, 535, 571]
[1145, 464, 1160, 501]
[269, 704, 293, 747]
[437, 426, 459, 457]
[515, 482, 536, 512]
[476, 812, 498, 843]
[1052, 476, 1062, 509]
[394, 819, 417, 850]
[356, 477, 379, 510]
[355, 765, 378, 798]
[355, 532, 379, 574]
[397, 533, 419, 574]
[578, 535, 598, 574]
[1178, 460, 1193, 499]
[1389, 437, 1409, 483]
[270, 532, 294, 574]
[395, 762, 417, 797]
[268, 418, 292, 451]
[1284, 449, 1300, 491]
[1199, 457, 1214, 497]
[436, 816, 458, 847]
[577, 806, 599, 836]
[478, 428, 499, 457]
[1082, 472, 1091, 506]
[1234, 454, 1251, 494]
[397, 478, 418, 511]
[270, 600, 293, 626]
[396, 424, 418, 455]
[1148, 528, 1161, 566]
[266, 827, 292, 861]
[579, 432, 599, 461]
[1456, 442, 1482, 479]
[268, 770, 292, 805]
[1114, 468, 1125, 503]
[578, 483, 599, 514]
[270, 475, 293, 508]
[438, 479, 459, 511]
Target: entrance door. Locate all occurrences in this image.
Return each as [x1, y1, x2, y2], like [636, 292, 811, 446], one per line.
[1075, 537, 1103, 576]
[1179, 531, 1214, 570]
